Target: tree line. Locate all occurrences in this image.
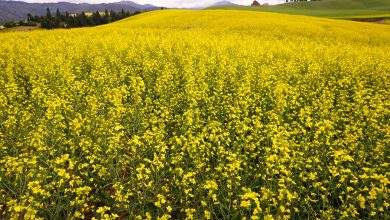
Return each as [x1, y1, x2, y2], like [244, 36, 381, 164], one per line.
[28, 8, 140, 29]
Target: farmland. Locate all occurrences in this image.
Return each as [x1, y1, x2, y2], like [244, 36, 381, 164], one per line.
[0, 25, 42, 33]
[0, 9, 389, 219]
[210, 0, 390, 18]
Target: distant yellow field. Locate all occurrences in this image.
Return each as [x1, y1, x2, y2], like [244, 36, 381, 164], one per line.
[0, 10, 389, 220]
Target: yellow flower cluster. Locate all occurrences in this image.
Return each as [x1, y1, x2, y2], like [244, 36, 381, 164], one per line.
[0, 10, 389, 219]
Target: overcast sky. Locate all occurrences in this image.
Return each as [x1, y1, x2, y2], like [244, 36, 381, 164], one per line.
[15, 0, 286, 8]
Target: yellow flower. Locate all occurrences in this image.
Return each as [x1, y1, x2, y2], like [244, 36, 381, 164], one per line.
[1, 8, 389, 220]
[240, 200, 251, 208]
[203, 180, 218, 190]
[204, 210, 211, 219]
[308, 172, 316, 180]
[357, 194, 366, 208]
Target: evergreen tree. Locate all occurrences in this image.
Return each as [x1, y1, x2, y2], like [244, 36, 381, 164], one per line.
[92, 11, 102, 25]
[121, 9, 125, 19]
[55, 9, 62, 28]
[65, 12, 71, 28]
[56, 9, 61, 19]
[46, 8, 52, 20]
[79, 12, 88, 27]
[104, 9, 111, 23]
[110, 10, 117, 21]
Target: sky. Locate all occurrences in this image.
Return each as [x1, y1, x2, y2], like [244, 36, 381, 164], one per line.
[14, 0, 286, 8]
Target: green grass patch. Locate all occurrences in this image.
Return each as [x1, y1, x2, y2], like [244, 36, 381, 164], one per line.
[208, 0, 390, 18]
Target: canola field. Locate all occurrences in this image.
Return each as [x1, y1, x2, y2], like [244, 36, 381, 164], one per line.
[0, 10, 389, 219]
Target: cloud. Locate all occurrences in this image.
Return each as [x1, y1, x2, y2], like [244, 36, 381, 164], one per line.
[16, 0, 286, 8]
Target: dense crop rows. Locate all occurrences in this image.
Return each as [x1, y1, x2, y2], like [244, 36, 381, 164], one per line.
[0, 10, 389, 219]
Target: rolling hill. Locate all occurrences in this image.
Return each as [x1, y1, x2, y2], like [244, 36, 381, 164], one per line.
[0, 0, 160, 23]
[210, 1, 238, 7]
[1, 9, 390, 219]
[209, 0, 390, 18]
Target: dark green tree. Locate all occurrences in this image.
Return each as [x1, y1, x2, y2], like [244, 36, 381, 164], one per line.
[92, 11, 102, 25]
[27, 13, 33, 22]
[79, 11, 88, 26]
[55, 9, 62, 28]
[34, 8, 139, 29]
[46, 8, 52, 19]
[104, 9, 111, 23]
[41, 8, 53, 29]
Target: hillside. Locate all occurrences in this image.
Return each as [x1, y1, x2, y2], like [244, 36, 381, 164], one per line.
[210, 1, 238, 7]
[0, 0, 159, 23]
[209, 0, 390, 18]
[1, 10, 389, 220]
